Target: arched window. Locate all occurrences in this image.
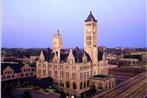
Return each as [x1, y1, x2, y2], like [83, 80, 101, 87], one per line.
[84, 81, 86, 88]
[38, 69, 41, 75]
[66, 81, 70, 88]
[43, 70, 46, 75]
[60, 80, 64, 87]
[80, 82, 83, 89]
[73, 82, 77, 89]
[98, 83, 103, 89]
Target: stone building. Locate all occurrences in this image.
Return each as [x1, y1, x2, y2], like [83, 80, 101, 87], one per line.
[36, 12, 110, 97]
[89, 75, 116, 91]
[1, 62, 35, 81]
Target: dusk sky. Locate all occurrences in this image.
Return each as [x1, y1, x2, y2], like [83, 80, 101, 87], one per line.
[2, 0, 146, 48]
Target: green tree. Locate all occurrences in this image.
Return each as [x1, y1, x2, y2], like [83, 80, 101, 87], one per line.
[22, 90, 32, 98]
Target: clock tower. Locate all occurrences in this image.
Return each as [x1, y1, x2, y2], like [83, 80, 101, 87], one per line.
[84, 11, 98, 64]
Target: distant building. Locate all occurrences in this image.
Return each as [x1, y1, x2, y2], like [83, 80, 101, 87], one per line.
[36, 12, 112, 98]
[90, 75, 115, 91]
[1, 62, 35, 81]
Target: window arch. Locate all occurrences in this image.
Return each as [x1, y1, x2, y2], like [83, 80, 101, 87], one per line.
[98, 83, 103, 89]
[73, 82, 77, 89]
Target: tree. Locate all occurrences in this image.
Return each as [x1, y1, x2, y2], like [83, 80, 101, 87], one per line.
[22, 90, 32, 98]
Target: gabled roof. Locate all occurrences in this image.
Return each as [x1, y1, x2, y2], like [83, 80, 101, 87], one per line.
[40, 47, 99, 63]
[85, 11, 97, 22]
[1, 63, 24, 75]
[40, 48, 54, 62]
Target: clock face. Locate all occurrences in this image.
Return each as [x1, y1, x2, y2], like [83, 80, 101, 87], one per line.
[87, 29, 91, 32]
[93, 29, 96, 32]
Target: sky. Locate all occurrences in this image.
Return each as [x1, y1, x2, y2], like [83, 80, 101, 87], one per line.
[2, 0, 146, 48]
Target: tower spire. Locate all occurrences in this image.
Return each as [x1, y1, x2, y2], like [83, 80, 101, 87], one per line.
[90, 11, 92, 14]
[84, 12, 98, 64]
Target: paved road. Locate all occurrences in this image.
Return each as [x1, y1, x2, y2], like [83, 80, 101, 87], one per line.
[92, 72, 147, 98]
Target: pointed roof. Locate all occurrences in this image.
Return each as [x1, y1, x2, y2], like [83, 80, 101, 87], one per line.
[85, 11, 97, 22]
[67, 48, 75, 59]
[39, 50, 45, 61]
[53, 30, 62, 38]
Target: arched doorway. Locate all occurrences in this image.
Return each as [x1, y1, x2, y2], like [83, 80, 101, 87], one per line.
[98, 83, 103, 89]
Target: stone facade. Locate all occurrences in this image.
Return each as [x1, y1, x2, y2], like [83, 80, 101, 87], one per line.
[84, 11, 98, 64]
[36, 12, 109, 97]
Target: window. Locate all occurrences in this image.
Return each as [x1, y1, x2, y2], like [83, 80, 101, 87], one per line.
[38, 69, 41, 75]
[5, 72, 7, 74]
[25, 73, 29, 76]
[30, 73, 33, 75]
[43, 64, 46, 67]
[7, 75, 10, 78]
[66, 81, 70, 88]
[12, 75, 15, 78]
[84, 81, 86, 88]
[49, 64, 52, 68]
[61, 65, 63, 69]
[98, 83, 103, 89]
[60, 80, 64, 87]
[84, 72, 86, 78]
[38, 64, 41, 67]
[73, 82, 77, 89]
[94, 70, 96, 75]
[72, 73, 76, 79]
[72, 66, 76, 70]
[43, 70, 46, 76]
[66, 66, 69, 70]
[80, 82, 83, 89]
[2, 76, 5, 79]
[48, 70, 52, 76]
[87, 80, 89, 87]
[80, 73, 83, 79]
[21, 74, 24, 77]
[86, 41, 91, 46]
[54, 71, 58, 77]
[87, 72, 89, 78]
[60, 71, 64, 78]
[86, 36, 91, 40]
[66, 72, 69, 78]
[90, 71, 92, 76]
